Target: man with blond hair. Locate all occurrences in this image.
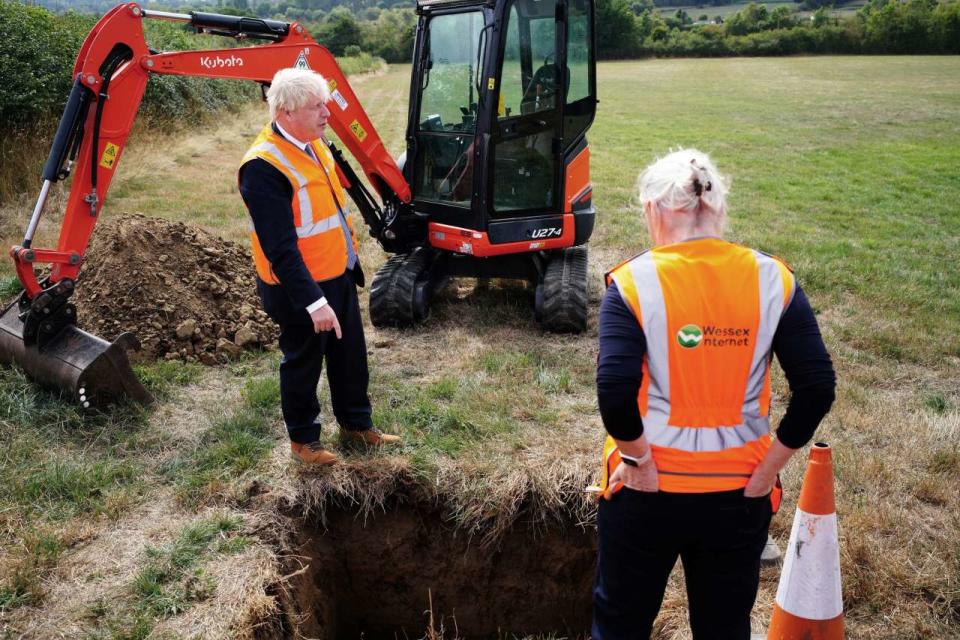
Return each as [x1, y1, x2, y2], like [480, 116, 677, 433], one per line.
[238, 67, 400, 465]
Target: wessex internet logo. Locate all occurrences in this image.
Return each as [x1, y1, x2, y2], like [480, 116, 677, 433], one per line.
[677, 324, 703, 348]
[677, 324, 750, 348]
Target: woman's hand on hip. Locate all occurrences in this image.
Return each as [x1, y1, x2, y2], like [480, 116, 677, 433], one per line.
[743, 468, 775, 497]
[611, 459, 659, 493]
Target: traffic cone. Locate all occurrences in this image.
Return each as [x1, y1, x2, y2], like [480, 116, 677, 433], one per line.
[768, 442, 844, 640]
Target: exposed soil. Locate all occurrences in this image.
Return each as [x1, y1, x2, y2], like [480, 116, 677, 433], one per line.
[72, 214, 277, 363]
[286, 501, 596, 640]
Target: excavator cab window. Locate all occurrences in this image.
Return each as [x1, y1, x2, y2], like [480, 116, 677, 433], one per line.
[491, 0, 561, 214]
[414, 10, 486, 207]
[563, 0, 595, 146]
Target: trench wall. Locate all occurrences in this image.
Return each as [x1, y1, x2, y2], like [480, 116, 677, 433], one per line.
[287, 502, 597, 639]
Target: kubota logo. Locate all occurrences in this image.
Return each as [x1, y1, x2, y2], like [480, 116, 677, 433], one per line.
[677, 324, 703, 348]
[199, 55, 244, 69]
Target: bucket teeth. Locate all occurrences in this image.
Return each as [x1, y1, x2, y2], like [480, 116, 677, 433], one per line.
[0, 301, 153, 407]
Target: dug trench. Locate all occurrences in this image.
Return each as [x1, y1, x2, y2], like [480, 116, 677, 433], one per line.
[274, 498, 597, 639]
[59, 213, 602, 637]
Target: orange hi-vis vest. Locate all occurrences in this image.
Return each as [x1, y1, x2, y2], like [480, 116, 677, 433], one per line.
[600, 238, 796, 494]
[240, 125, 360, 285]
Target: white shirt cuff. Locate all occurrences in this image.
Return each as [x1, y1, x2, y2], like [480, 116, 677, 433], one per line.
[306, 297, 328, 313]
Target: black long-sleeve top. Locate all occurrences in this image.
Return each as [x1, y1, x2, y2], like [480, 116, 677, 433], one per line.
[597, 281, 836, 449]
[238, 158, 325, 311]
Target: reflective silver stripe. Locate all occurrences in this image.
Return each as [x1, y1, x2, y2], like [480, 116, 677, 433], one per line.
[742, 251, 788, 419]
[643, 414, 771, 452]
[626, 253, 671, 416]
[659, 471, 752, 478]
[296, 214, 341, 238]
[256, 142, 315, 228]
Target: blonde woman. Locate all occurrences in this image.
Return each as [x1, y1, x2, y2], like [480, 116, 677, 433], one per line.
[592, 149, 835, 639]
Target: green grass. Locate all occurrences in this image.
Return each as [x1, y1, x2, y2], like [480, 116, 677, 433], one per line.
[657, 0, 867, 20]
[84, 515, 245, 638]
[133, 516, 240, 616]
[589, 57, 960, 364]
[16, 458, 140, 520]
[660, 0, 799, 20]
[335, 52, 388, 76]
[241, 375, 281, 412]
[171, 409, 275, 507]
[135, 360, 205, 400]
[170, 377, 279, 507]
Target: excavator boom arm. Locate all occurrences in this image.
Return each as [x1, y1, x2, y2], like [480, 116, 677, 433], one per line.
[15, 2, 410, 297]
[1, 2, 415, 407]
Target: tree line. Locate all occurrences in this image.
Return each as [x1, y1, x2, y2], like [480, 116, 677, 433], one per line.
[228, 0, 960, 59]
[596, 0, 960, 57]
[19, 0, 960, 64]
[302, 0, 960, 59]
[226, 0, 960, 58]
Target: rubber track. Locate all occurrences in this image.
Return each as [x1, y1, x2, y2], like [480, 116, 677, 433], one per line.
[369, 249, 430, 328]
[539, 246, 588, 333]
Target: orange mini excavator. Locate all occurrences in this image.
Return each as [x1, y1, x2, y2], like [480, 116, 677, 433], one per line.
[0, 0, 597, 406]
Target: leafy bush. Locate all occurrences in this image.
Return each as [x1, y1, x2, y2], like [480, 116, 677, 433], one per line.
[361, 7, 417, 63]
[0, 2, 258, 202]
[0, 2, 94, 127]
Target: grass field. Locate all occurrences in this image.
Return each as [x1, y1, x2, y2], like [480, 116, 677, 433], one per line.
[657, 0, 867, 20]
[659, 0, 797, 20]
[1, 57, 959, 638]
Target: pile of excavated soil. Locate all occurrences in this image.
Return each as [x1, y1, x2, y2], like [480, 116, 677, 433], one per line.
[73, 214, 278, 364]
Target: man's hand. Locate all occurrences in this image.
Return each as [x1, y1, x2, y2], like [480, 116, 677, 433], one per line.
[610, 457, 659, 493]
[310, 304, 341, 338]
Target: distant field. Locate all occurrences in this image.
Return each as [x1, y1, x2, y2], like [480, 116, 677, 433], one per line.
[1, 58, 958, 638]
[658, 0, 867, 19]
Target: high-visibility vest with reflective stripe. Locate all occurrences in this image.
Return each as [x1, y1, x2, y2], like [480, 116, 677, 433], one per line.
[239, 125, 360, 285]
[602, 238, 796, 493]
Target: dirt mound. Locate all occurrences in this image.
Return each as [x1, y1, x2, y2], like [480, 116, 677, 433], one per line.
[73, 214, 278, 363]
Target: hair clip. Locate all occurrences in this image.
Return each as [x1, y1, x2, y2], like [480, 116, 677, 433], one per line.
[692, 177, 703, 197]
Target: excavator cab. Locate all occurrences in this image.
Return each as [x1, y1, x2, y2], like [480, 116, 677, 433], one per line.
[370, 0, 597, 330]
[0, 0, 595, 406]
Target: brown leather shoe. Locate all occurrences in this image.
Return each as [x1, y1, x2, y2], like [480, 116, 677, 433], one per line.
[290, 441, 338, 466]
[340, 427, 401, 446]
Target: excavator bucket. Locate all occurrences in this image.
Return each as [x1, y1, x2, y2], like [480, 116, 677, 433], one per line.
[0, 301, 153, 408]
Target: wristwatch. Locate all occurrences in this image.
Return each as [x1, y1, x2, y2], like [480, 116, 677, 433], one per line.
[620, 450, 652, 467]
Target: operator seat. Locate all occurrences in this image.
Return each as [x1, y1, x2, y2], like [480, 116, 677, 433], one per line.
[520, 57, 569, 115]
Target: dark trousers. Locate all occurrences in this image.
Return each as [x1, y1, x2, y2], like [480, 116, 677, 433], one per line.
[272, 272, 373, 444]
[592, 488, 771, 640]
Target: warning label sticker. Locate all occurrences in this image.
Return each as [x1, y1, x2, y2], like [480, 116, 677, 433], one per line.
[331, 90, 348, 111]
[328, 78, 338, 92]
[349, 120, 367, 142]
[293, 51, 310, 70]
[99, 143, 120, 169]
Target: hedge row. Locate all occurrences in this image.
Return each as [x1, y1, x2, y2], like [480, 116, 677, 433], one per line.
[596, 0, 960, 59]
[0, 1, 258, 132]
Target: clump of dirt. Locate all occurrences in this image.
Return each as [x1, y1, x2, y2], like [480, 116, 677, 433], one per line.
[73, 214, 278, 363]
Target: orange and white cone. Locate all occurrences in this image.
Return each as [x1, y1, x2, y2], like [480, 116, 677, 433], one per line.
[768, 442, 844, 640]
